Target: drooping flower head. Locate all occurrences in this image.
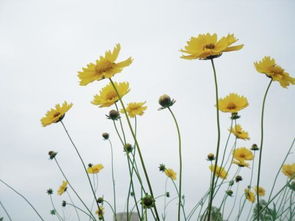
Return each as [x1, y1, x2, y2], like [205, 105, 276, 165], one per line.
[57, 181, 68, 195]
[245, 188, 255, 203]
[92, 82, 130, 107]
[41, 101, 73, 127]
[209, 165, 228, 179]
[121, 102, 147, 118]
[180, 33, 243, 60]
[233, 147, 254, 162]
[164, 168, 177, 180]
[254, 186, 266, 196]
[218, 93, 248, 113]
[282, 163, 295, 179]
[229, 124, 250, 140]
[254, 56, 295, 88]
[78, 44, 133, 86]
[87, 164, 104, 174]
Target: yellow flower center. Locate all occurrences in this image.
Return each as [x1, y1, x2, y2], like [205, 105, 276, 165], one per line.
[204, 44, 215, 50]
[239, 153, 246, 158]
[96, 61, 114, 74]
[53, 112, 60, 118]
[106, 91, 117, 100]
[227, 102, 237, 110]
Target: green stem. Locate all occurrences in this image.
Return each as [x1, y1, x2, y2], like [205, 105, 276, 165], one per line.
[0, 200, 13, 221]
[49, 195, 63, 221]
[109, 78, 160, 220]
[66, 190, 81, 221]
[207, 58, 221, 221]
[66, 203, 94, 219]
[0, 179, 45, 221]
[60, 121, 99, 216]
[256, 79, 273, 220]
[167, 107, 183, 221]
[108, 139, 117, 220]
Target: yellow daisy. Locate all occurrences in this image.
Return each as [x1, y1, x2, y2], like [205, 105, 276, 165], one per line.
[78, 44, 133, 86]
[209, 165, 228, 179]
[180, 33, 243, 60]
[254, 56, 295, 88]
[95, 206, 105, 219]
[282, 163, 295, 179]
[254, 186, 266, 196]
[92, 82, 130, 107]
[87, 164, 104, 174]
[57, 181, 68, 195]
[164, 168, 177, 180]
[245, 188, 255, 203]
[41, 101, 73, 127]
[229, 124, 250, 140]
[218, 93, 249, 113]
[121, 102, 147, 118]
[233, 147, 254, 162]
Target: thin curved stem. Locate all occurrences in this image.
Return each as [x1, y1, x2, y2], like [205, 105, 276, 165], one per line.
[49, 195, 63, 221]
[66, 191, 81, 221]
[108, 139, 117, 220]
[256, 79, 273, 220]
[0, 179, 45, 221]
[109, 78, 160, 220]
[207, 58, 221, 221]
[0, 200, 13, 221]
[167, 107, 183, 221]
[60, 121, 99, 215]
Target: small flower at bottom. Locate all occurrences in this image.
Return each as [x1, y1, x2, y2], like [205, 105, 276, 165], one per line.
[87, 164, 104, 174]
[57, 181, 68, 195]
[41, 101, 73, 127]
[164, 168, 177, 180]
[218, 93, 248, 113]
[92, 82, 130, 107]
[180, 33, 243, 60]
[141, 194, 155, 209]
[254, 56, 295, 88]
[281, 163, 295, 179]
[254, 186, 266, 196]
[78, 43, 133, 86]
[121, 102, 147, 118]
[245, 188, 256, 203]
[229, 124, 250, 140]
[209, 165, 228, 179]
[95, 206, 105, 220]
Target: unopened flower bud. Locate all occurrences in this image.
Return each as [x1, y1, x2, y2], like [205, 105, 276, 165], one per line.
[207, 153, 215, 161]
[88, 163, 93, 168]
[251, 144, 259, 151]
[141, 194, 155, 209]
[166, 192, 170, 197]
[47, 188, 53, 195]
[124, 143, 133, 153]
[48, 151, 57, 160]
[62, 201, 66, 207]
[106, 110, 120, 120]
[50, 209, 56, 215]
[235, 175, 243, 182]
[226, 190, 233, 197]
[229, 180, 234, 186]
[102, 132, 109, 140]
[159, 164, 166, 172]
[97, 197, 104, 204]
[231, 112, 240, 120]
[158, 94, 175, 110]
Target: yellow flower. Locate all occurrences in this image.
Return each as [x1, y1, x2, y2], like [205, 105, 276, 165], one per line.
[121, 102, 147, 118]
[57, 181, 68, 195]
[254, 56, 295, 88]
[92, 82, 130, 107]
[229, 124, 250, 140]
[218, 93, 249, 113]
[209, 165, 228, 179]
[78, 44, 132, 86]
[233, 147, 254, 162]
[180, 33, 243, 60]
[164, 168, 177, 180]
[254, 186, 266, 196]
[95, 206, 105, 218]
[282, 163, 295, 179]
[245, 188, 255, 203]
[41, 101, 73, 127]
[87, 164, 104, 174]
[232, 159, 250, 168]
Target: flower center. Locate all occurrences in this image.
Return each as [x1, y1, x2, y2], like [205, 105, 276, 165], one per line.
[53, 112, 60, 118]
[204, 44, 215, 49]
[227, 102, 237, 110]
[239, 153, 246, 158]
[96, 61, 114, 74]
[106, 91, 117, 100]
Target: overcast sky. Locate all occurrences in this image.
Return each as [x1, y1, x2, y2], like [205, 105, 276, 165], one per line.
[0, 0, 294, 220]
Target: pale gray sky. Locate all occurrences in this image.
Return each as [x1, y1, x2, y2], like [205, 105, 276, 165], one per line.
[0, 0, 294, 220]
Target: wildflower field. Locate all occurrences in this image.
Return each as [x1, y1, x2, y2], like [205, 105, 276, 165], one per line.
[0, 1, 294, 221]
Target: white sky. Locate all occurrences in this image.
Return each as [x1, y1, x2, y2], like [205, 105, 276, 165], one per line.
[0, 0, 294, 220]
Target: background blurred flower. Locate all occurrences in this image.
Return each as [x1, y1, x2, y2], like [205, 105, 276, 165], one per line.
[218, 93, 248, 113]
[209, 165, 228, 179]
[254, 186, 266, 196]
[78, 44, 132, 86]
[254, 56, 295, 88]
[164, 168, 177, 180]
[41, 101, 73, 127]
[57, 181, 68, 195]
[180, 33, 243, 60]
[245, 188, 255, 203]
[92, 82, 130, 107]
[282, 163, 295, 179]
